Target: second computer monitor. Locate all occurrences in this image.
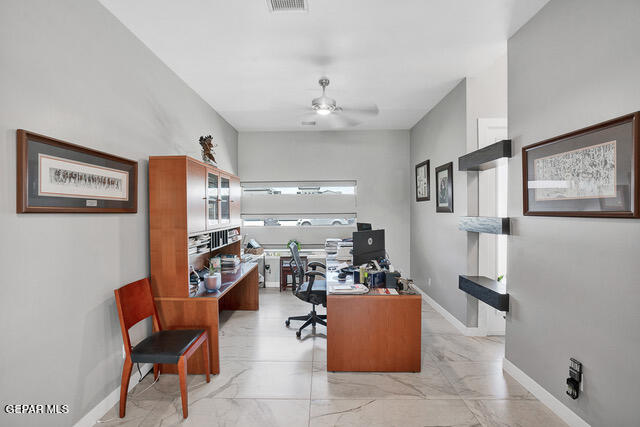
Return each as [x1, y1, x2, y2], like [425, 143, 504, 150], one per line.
[356, 222, 372, 231]
[352, 229, 385, 265]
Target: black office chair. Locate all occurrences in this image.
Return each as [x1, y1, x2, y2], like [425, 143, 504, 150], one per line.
[285, 241, 327, 338]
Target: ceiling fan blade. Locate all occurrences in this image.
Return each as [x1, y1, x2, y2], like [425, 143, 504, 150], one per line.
[339, 104, 379, 117]
[325, 113, 362, 128]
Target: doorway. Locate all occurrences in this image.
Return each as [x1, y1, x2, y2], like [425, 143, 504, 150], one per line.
[477, 118, 507, 336]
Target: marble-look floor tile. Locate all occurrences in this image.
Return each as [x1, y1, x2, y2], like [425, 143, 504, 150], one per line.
[438, 361, 534, 400]
[219, 311, 296, 337]
[94, 398, 159, 427]
[315, 336, 436, 365]
[311, 361, 459, 400]
[465, 399, 567, 427]
[423, 334, 504, 362]
[421, 310, 461, 335]
[310, 399, 481, 427]
[190, 360, 312, 399]
[219, 335, 314, 361]
[151, 398, 311, 427]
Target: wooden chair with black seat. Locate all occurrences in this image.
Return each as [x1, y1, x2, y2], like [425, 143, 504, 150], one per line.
[285, 241, 327, 338]
[114, 278, 210, 419]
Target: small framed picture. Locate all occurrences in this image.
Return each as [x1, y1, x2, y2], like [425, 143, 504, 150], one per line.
[522, 112, 639, 217]
[17, 129, 138, 213]
[415, 159, 430, 201]
[435, 162, 454, 213]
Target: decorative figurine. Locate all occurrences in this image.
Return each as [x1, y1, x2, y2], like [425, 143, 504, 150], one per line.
[199, 134, 217, 165]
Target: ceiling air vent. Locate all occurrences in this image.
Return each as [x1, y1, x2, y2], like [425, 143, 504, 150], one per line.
[267, 0, 308, 13]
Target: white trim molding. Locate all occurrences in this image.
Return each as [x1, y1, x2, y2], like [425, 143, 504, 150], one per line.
[412, 285, 487, 336]
[503, 358, 590, 427]
[73, 362, 152, 427]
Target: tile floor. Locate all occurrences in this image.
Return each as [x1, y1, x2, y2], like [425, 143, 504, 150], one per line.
[96, 288, 566, 426]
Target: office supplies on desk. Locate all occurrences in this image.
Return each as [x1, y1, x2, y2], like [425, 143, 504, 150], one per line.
[373, 288, 399, 295]
[385, 271, 401, 288]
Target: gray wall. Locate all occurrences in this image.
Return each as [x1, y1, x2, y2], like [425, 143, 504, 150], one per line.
[409, 81, 470, 322]
[239, 130, 411, 274]
[0, 1, 237, 425]
[507, 0, 640, 425]
[410, 57, 507, 326]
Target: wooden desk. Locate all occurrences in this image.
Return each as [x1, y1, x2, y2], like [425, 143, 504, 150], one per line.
[154, 262, 259, 375]
[325, 260, 422, 372]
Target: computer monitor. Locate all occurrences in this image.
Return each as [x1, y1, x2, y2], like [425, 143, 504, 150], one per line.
[352, 229, 385, 265]
[356, 222, 372, 231]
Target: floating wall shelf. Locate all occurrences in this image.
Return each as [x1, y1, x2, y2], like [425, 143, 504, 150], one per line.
[458, 139, 511, 171]
[459, 216, 510, 235]
[459, 275, 509, 312]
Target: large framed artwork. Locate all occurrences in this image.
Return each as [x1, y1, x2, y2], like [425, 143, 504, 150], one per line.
[415, 159, 430, 201]
[522, 112, 639, 218]
[17, 130, 138, 213]
[435, 162, 454, 213]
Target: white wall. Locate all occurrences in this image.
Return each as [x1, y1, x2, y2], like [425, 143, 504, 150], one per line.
[0, 1, 237, 425]
[507, 0, 640, 425]
[238, 130, 411, 274]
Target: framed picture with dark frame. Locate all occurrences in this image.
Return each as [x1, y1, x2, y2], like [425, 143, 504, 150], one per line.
[522, 112, 639, 218]
[435, 162, 454, 213]
[17, 129, 138, 213]
[415, 159, 430, 201]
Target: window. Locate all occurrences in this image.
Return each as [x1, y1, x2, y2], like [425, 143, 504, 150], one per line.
[241, 181, 357, 227]
[242, 216, 356, 227]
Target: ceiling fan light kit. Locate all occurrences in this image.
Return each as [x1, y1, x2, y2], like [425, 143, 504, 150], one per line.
[311, 77, 338, 115]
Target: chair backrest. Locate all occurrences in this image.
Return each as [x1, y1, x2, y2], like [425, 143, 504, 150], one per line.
[288, 241, 305, 292]
[114, 278, 161, 353]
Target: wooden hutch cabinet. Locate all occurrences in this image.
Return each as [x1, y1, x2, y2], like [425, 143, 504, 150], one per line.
[149, 156, 257, 375]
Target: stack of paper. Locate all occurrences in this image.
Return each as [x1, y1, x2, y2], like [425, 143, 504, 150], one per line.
[328, 283, 369, 294]
[325, 238, 341, 254]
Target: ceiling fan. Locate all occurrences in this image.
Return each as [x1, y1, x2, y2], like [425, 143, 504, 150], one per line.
[301, 77, 379, 127]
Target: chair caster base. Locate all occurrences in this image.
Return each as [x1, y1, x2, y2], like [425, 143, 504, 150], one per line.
[296, 330, 301, 338]
[285, 320, 290, 327]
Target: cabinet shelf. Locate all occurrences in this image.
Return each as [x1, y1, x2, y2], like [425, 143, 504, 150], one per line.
[458, 275, 509, 312]
[458, 216, 510, 234]
[458, 139, 511, 171]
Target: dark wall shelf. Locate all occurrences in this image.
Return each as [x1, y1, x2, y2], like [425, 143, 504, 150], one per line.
[459, 216, 510, 234]
[459, 275, 509, 312]
[458, 139, 511, 171]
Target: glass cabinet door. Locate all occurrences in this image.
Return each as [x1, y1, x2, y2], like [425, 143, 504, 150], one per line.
[220, 176, 230, 223]
[207, 171, 219, 228]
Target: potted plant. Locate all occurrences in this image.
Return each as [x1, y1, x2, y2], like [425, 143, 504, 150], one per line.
[204, 257, 221, 292]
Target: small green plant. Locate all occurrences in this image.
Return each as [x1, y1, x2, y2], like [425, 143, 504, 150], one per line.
[287, 239, 301, 251]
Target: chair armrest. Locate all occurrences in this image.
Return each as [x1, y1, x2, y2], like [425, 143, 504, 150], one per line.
[304, 270, 325, 293]
[308, 261, 326, 270]
[304, 271, 326, 278]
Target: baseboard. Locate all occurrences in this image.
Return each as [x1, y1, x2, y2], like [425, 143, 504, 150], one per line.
[73, 362, 152, 427]
[503, 358, 590, 427]
[411, 285, 487, 336]
[265, 281, 279, 288]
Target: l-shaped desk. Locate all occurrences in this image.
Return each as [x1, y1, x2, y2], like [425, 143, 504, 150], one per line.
[325, 259, 422, 372]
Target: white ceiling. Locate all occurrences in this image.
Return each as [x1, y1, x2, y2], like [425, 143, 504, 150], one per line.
[100, 0, 548, 131]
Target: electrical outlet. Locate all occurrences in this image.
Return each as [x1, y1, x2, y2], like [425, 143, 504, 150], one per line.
[428, 277, 432, 287]
[122, 344, 126, 359]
